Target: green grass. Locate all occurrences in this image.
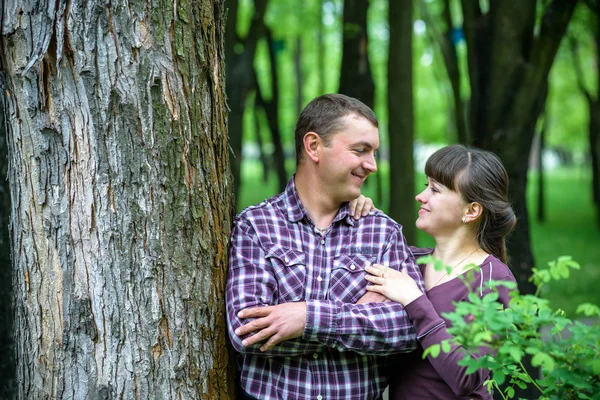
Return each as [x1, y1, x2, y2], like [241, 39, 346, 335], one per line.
[237, 160, 600, 316]
[526, 169, 600, 316]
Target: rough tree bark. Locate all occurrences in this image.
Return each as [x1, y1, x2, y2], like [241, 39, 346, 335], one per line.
[388, 0, 416, 245]
[461, 0, 576, 297]
[0, 71, 16, 398]
[1, 0, 235, 398]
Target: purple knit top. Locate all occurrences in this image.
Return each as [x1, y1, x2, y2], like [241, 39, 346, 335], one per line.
[388, 247, 517, 400]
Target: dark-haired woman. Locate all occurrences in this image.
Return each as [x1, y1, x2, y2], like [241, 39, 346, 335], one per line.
[362, 144, 518, 399]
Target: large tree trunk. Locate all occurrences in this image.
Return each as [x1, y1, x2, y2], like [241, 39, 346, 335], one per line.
[462, 0, 575, 296]
[461, 4, 575, 397]
[1, 0, 235, 398]
[388, 0, 416, 245]
[0, 71, 16, 398]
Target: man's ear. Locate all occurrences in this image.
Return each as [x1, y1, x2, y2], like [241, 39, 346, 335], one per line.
[303, 132, 322, 162]
[464, 202, 483, 223]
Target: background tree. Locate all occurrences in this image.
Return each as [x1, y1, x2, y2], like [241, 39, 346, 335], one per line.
[418, 0, 468, 144]
[339, 0, 385, 202]
[570, 0, 600, 227]
[0, 72, 15, 399]
[388, 0, 416, 244]
[460, 0, 577, 296]
[1, 0, 235, 398]
[226, 0, 268, 202]
[254, 26, 288, 192]
[338, 0, 375, 106]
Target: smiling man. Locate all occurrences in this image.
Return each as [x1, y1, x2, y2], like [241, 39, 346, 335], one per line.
[226, 94, 425, 400]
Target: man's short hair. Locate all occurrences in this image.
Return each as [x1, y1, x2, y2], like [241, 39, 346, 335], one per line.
[294, 94, 378, 164]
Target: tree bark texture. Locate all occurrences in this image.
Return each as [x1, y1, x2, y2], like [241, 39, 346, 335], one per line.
[1, 0, 235, 398]
[388, 0, 416, 245]
[461, 0, 576, 297]
[0, 70, 16, 398]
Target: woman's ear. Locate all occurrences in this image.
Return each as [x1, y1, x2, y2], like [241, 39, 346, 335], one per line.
[464, 202, 483, 223]
[303, 132, 321, 162]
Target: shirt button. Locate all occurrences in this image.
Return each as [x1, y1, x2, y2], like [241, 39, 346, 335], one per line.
[321, 239, 325, 245]
[284, 257, 290, 263]
[317, 396, 323, 400]
[317, 276, 322, 282]
[350, 264, 356, 270]
[313, 353, 319, 359]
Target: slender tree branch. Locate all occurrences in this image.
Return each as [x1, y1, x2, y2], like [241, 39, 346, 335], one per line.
[568, 35, 593, 102]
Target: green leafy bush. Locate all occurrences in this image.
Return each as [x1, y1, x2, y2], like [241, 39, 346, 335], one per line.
[421, 256, 600, 400]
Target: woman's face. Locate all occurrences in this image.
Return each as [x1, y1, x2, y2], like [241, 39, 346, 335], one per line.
[415, 177, 468, 237]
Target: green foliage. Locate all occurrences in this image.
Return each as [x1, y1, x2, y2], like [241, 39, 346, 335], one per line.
[425, 256, 600, 399]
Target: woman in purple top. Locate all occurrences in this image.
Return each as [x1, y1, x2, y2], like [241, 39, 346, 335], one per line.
[361, 144, 517, 399]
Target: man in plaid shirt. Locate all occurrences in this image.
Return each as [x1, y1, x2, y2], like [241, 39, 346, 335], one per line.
[226, 94, 425, 400]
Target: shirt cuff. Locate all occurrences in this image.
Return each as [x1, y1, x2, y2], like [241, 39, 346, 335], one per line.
[404, 295, 446, 339]
[303, 300, 339, 346]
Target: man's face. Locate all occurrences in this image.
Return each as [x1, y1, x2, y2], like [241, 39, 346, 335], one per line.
[318, 114, 379, 203]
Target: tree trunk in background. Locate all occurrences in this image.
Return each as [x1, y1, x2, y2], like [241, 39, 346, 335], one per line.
[1, 0, 235, 398]
[256, 27, 288, 192]
[338, 0, 382, 202]
[388, 0, 416, 245]
[591, 5, 600, 226]
[225, 0, 268, 205]
[338, 0, 374, 105]
[0, 72, 16, 398]
[317, 0, 326, 95]
[253, 98, 271, 183]
[537, 113, 547, 223]
[462, 0, 575, 298]
[461, 4, 575, 397]
[419, 0, 468, 143]
[589, 100, 600, 226]
[570, 2, 600, 227]
[295, 36, 304, 116]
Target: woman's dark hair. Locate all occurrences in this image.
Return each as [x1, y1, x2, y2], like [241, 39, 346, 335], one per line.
[294, 94, 378, 164]
[424, 144, 517, 264]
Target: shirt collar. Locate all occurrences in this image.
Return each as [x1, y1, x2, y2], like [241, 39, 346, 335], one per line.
[284, 175, 355, 227]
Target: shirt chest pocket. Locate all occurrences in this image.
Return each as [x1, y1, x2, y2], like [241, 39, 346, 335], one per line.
[329, 253, 376, 303]
[266, 247, 306, 303]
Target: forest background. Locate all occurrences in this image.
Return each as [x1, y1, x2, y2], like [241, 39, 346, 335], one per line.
[230, 0, 600, 314]
[0, 0, 599, 398]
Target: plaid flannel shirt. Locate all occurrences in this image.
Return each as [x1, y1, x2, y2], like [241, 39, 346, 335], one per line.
[226, 177, 424, 400]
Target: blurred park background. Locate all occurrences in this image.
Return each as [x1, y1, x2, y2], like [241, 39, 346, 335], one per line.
[225, 0, 600, 316]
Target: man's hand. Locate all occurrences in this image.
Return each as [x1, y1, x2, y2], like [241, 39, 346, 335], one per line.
[235, 302, 307, 351]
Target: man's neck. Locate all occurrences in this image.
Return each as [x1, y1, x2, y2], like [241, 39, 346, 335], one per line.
[294, 169, 342, 229]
